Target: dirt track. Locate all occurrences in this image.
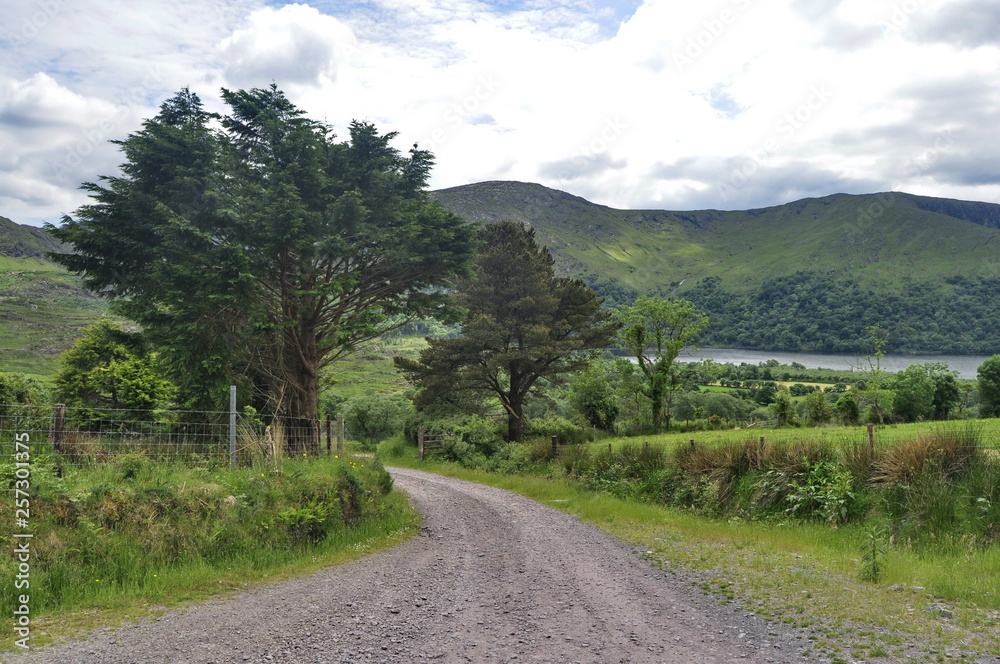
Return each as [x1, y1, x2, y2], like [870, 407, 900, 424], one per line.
[11, 467, 799, 663]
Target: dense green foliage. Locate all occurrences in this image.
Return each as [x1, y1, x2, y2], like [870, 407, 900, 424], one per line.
[978, 355, 1000, 418]
[0, 372, 49, 407]
[568, 361, 618, 431]
[687, 272, 1000, 353]
[53, 320, 175, 418]
[403, 426, 1000, 551]
[341, 393, 412, 447]
[395, 222, 616, 442]
[47, 87, 475, 448]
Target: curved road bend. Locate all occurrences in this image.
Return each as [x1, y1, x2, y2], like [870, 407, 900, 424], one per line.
[12, 467, 792, 664]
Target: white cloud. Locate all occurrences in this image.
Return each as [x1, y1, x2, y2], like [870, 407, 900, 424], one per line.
[0, 0, 999, 225]
[219, 4, 358, 88]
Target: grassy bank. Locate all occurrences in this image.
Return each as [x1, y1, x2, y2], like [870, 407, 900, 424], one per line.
[0, 453, 419, 649]
[381, 434, 1000, 661]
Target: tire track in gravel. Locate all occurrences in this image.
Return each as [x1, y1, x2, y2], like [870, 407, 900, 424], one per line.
[8, 468, 795, 664]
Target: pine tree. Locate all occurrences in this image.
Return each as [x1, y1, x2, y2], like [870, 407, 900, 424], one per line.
[396, 221, 617, 442]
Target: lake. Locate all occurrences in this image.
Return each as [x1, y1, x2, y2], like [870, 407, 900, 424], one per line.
[675, 348, 994, 380]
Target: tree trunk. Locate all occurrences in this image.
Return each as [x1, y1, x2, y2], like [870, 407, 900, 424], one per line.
[649, 380, 665, 433]
[278, 324, 322, 454]
[507, 397, 525, 443]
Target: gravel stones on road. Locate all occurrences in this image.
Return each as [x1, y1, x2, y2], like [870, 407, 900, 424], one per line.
[11, 467, 799, 664]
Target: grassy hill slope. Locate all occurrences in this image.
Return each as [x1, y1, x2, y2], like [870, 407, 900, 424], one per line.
[0, 216, 106, 376]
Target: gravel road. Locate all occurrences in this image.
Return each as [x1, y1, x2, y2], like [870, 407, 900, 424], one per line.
[10, 468, 801, 664]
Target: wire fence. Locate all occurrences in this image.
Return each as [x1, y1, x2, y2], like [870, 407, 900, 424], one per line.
[0, 403, 347, 467]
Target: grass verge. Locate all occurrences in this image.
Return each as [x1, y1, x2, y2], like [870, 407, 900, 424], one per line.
[1, 454, 420, 652]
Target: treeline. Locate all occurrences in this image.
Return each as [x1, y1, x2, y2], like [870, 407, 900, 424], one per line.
[591, 272, 1000, 354]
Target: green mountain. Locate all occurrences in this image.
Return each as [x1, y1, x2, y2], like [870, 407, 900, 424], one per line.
[3, 180, 999, 375]
[433, 182, 1000, 354]
[0, 216, 106, 376]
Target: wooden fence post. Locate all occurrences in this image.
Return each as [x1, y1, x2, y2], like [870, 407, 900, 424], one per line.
[52, 403, 66, 453]
[867, 423, 874, 455]
[551, 435, 558, 459]
[689, 439, 695, 450]
[643, 440, 649, 453]
[325, 415, 332, 455]
[418, 426, 425, 461]
[337, 417, 345, 454]
[759, 436, 766, 455]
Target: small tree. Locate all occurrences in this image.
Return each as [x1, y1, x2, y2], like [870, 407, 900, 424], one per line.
[54, 319, 175, 420]
[835, 389, 860, 425]
[803, 390, 833, 425]
[857, 325, 889, 425]
[977, 355, 1000, 417]
[892, 364, 936, 423]
[569, 361, 618, 431]
[341, 393, 411, 447]
[769, 387, 798, 427]
[613, 296, 708, 433]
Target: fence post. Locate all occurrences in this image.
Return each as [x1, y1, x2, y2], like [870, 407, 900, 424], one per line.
[759, 436, 766, 455]
[325, 415, 333, 455]
[337, 417, 345, 454]
[551, 435, 558, 459]
[418, 426, 425, 461]
[52, 403, 66, 453]
[867, 423, 874, 455]
[643, 440, 649, 453]
[229, 386, 236, 466]
[689, 439, 695, 450]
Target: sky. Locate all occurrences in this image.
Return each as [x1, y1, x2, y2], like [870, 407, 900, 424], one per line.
[1, 0, 999, 226]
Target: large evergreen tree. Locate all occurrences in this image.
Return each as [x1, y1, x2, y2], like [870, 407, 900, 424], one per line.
[48, 87, 475, 450]
[395, 221, 617, 442]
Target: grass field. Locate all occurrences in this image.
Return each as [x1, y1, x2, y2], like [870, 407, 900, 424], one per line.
[588, 418, 1000, 453]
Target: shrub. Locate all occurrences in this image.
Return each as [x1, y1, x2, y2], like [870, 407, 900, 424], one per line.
[569, 361, 619, 430]
[784, 459, 856, 524]
[342, 393, 411, 447]
[377, 436, 409, 459]
[527, 416, 587, 446]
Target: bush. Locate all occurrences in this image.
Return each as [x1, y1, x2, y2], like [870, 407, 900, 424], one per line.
[527, 416, 587, 446]
[783, 459, 856, 524]
[403, 412, 505, 456]
[569, 361, 619, 430]
[342, 393, 411, 447]
[674, 392, 754, 424]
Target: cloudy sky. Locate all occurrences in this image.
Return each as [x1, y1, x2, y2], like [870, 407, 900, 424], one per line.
[1, 0, 999, 226]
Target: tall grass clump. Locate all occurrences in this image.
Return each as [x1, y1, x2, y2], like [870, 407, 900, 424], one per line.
[872, 426, 998, 547]
[0, 453, 408, 619]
